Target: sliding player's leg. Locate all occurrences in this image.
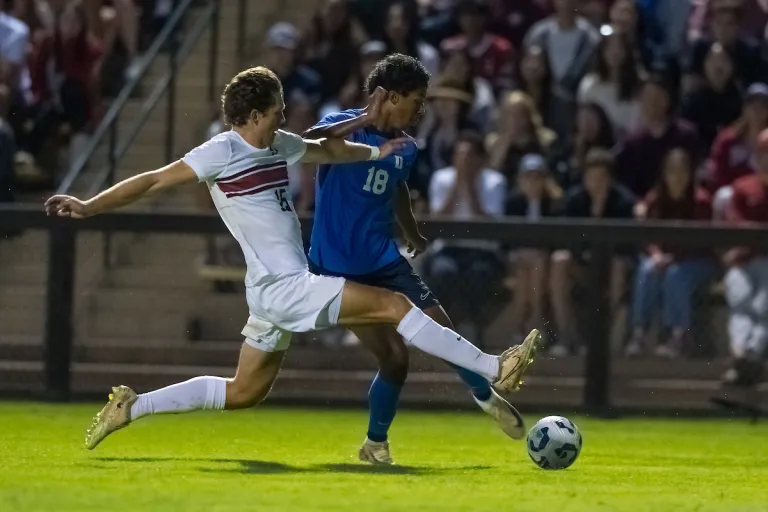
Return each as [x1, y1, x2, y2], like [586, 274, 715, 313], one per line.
[85, 328, 289, 450]
[351, 324, 408, 465]
[337, 281, 541, 393]
[423, 304, 526, 439]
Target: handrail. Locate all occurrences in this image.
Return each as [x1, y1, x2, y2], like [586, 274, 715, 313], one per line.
[56, 0, 201, 195]
[2, 204, 766, 403]
[86, 0, 218, 197]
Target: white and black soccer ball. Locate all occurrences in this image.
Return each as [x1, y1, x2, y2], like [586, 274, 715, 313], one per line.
[526, 416, 582, 470]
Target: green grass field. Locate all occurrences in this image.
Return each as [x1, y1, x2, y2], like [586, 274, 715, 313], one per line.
[1, 402, 767, 511]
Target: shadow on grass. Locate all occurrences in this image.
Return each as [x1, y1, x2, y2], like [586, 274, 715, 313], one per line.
[93, 457, 493, 476]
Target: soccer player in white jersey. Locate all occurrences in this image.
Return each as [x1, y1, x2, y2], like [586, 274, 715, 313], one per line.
[45, 67, 540, 454]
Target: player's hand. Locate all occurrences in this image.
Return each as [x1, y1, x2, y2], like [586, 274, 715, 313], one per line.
[44, 195, 91, 219]
[406, 233, 428, 258]
[377, 137, 411, 159]
[366, 86, 389, 126]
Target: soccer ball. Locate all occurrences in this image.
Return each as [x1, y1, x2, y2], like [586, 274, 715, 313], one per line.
[526, 416, 582, 470]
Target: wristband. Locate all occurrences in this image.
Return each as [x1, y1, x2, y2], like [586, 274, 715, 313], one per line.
[369, 146, 381, 160]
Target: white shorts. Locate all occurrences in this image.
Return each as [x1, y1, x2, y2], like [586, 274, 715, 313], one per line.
[241, 271, 346, 352]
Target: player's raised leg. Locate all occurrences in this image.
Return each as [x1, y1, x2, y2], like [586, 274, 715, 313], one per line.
[337, 281, 541, 394]
[85, 341, 286, 449]
[422, 305, 527, 439]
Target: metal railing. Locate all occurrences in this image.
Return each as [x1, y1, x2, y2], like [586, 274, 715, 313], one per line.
[59, 0, 222, 195]
[3, 205, 768, 410]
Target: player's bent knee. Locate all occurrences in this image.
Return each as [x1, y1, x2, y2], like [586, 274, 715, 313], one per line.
[225, 379, 274, 410]
[382, 292, 414, 324]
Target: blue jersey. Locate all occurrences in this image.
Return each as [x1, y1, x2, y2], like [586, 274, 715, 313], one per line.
[308, 109, 419, 275]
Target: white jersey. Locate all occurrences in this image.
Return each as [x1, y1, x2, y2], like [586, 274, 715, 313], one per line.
[182, 129, 309, 286]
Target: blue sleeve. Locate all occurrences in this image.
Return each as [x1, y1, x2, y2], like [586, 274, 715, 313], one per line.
[309, 110, 364, 143]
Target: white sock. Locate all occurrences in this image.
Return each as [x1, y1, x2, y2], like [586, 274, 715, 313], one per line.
[396, 307, 499, 381]
[130, 376, 227, 421]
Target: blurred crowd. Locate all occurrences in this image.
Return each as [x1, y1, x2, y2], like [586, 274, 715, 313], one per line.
[201, 0, 768, 388]
[0, 0, 175, 197]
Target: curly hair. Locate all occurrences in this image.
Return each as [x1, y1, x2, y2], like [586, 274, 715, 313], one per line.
[364, 53, 430, 96]
[221, 67, 282, 126]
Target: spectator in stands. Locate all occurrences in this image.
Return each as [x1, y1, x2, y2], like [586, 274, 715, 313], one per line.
[609, 0, 655, 67]
[426, 130, 507, 338]
[706, 83, 768, 194]
[514, 44, 561, 134]
[23, 0, 103, 176]
[525, 0, 600, 101]
[685, 1, 767, 90]
[0, 82, 14, 203]
[440, 0, 514, 93]
[438, 47, 494, 130]
[263, 22, 321, 108]
[578, 26, 642, 137]
[720, 127, 768, 388]
[303, 0, 368, 102]
[414, 79, 476, 194]
[552, 101, 615, 190]
[615, 73, 700, 198]
[680, 42, 743, 151]
[689, 0, 768, 50]
[635, 0, 692, 62]
[498, 0, 551, 49]
[319, 40, 386, 119]
[627, 148, 716, 358]
[383, 0, 440, 76]
[549, 148, 635, 356]
[487, 90, 557, 192]
[506, 153, 562, 338]
[579, 0, 610, 28]
[0, 3, 29, 92]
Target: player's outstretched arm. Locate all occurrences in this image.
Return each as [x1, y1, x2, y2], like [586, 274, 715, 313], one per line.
[45, 160, 198, 218]
[301, 137, 407, 165]
[301, 87, 388, 140]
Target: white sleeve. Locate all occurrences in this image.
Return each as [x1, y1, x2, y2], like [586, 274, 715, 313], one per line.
[483, 172, 507, 217]
[181, 135, 232, 182]
[428, 169, 452, 213]
[273, 130, 308, 165]
[5, 28, 29, 65]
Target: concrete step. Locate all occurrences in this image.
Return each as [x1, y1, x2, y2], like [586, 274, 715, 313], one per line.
[0, 263, 47, 286]
[0, 285, 46, 311]
[83, 307, 192, 339]
[101, 265, 205, 289]
[0, 358, 748, 410]
[0, 308, 45, 336]
[83, 287, 245, 314]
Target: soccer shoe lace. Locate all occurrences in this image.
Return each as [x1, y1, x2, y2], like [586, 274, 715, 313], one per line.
[358, 438, 394, 465]
[84, 385, 138, 450]
[493, 329, 541, 393]
[476, 388, 525, 440]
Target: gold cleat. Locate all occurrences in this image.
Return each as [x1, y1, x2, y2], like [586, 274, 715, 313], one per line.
[358, 438, 394, 465]
[493, 329, 541, 394]
[84, 385, 138, 450]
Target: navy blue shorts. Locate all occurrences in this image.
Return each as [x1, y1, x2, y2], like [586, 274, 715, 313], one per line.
[308, 256, 441, 310]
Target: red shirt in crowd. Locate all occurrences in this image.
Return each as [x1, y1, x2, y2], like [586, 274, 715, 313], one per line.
[440, 33, 515, 91]
[644, 187, 713, 260]
[729, 173, 768, 222]
[615, 120, 701, 198]
[725, 173, 768, 263]
[706, 126, 755, 192]
[29, 31, 103, 103]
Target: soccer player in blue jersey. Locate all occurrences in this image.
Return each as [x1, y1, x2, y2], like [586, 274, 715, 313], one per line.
[304, 54, 540, 465]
